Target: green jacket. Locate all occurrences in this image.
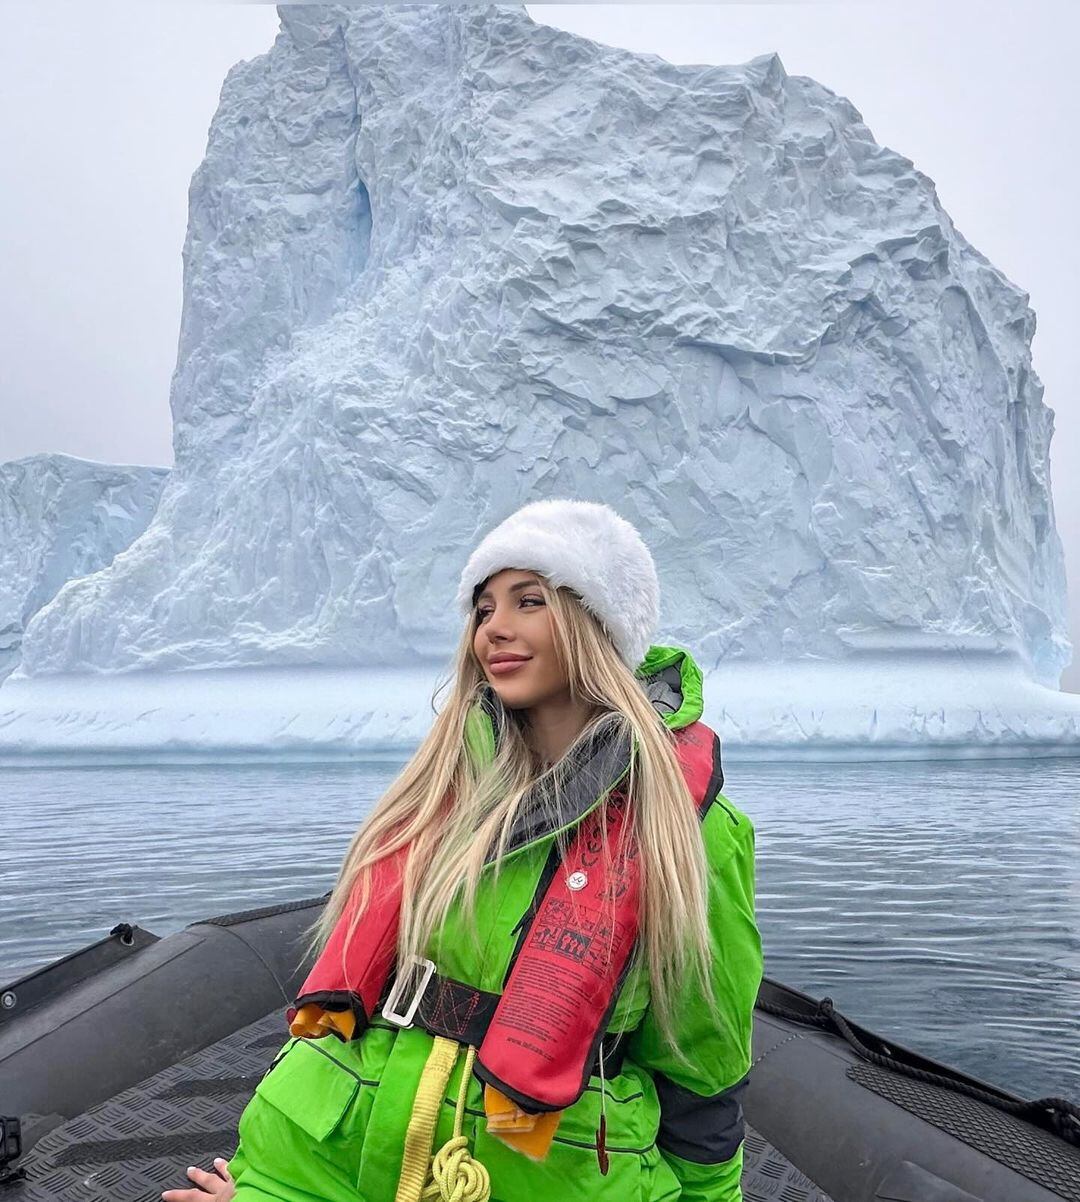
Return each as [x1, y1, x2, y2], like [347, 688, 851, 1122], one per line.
[227, 644, 763, 1202]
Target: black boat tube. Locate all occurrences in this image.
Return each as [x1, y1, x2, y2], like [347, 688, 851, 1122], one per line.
[0, 896, 324, 1125]
[747, 976, 1079, 1202]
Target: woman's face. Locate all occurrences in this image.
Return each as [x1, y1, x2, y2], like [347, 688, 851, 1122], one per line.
[472, 568, 569, 709]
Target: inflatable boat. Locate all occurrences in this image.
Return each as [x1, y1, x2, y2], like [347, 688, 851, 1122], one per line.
[1, 894, 1077, 1202]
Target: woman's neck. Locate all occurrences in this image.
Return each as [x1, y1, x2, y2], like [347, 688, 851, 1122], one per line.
[524, 695, 602, 767]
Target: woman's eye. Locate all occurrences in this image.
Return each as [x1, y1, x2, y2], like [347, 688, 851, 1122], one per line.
[476, 596, 543, 620]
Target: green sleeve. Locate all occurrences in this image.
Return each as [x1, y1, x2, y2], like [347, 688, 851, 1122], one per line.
[225, 1139, 248, 1186]
[657, 1144, 745, 1202]
[627, 797, 763, 1202]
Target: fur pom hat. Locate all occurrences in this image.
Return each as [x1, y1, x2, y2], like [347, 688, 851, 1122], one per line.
[455, 498, 660, 670]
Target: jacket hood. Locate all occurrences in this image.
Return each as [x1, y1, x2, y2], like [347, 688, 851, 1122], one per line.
[635, 643, 704, 730]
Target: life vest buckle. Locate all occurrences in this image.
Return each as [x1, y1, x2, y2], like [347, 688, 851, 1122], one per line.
[382, 954, 437, 1029]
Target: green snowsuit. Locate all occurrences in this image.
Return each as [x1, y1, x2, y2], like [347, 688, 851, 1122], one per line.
[227, 644, 763, 1202]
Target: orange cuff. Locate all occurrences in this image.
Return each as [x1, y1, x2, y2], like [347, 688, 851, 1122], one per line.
[288, 1002, 357, 1042]
[482, 1083, 562, 1161]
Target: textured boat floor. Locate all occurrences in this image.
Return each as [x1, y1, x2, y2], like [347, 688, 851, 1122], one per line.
[8, 1008, 833, 1202]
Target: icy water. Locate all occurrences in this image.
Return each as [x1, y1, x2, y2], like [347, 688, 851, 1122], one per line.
[2, 757, 1077, 1101]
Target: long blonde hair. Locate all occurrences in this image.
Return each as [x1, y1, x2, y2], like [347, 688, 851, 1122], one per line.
[300, 575, 719, 1068]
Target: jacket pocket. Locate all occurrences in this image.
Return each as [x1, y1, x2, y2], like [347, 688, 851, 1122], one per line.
[253, 1036, 363, 1143]
[473, 1119, 642, 1202]
[563, 1061, 659, 1152]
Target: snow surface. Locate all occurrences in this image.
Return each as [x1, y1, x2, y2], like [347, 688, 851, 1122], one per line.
[0, 653, 1077, 766]
[0, 4, 1076, 759]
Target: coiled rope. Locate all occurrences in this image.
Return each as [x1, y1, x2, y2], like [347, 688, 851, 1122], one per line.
[395, 1036, 491, 1202]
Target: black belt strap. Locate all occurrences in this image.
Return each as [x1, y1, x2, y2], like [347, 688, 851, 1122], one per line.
[376, 968, 629, 1082]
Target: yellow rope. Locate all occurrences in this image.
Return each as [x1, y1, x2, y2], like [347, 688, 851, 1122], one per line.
[395, 1037, 491, 1202]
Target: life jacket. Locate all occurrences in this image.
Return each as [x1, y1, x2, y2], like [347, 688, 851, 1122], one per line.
[286, 715, 722, 1117]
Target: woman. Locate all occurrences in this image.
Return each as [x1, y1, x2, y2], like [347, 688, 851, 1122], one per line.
[163, 498, 763, 1202]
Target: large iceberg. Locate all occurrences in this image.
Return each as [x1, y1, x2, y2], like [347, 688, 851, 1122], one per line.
[1, 3, 1076, 761]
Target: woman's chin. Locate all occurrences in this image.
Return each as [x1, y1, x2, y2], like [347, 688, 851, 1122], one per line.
[488, 678, 535, 708]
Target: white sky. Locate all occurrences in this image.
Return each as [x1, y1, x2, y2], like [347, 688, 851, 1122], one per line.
[1, 2, 1077, 691]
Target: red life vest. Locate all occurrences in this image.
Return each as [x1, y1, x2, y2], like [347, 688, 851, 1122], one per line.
[286, 719, 722, 1113]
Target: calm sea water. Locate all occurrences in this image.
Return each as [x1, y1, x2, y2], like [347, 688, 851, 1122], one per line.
[2, 757, 1077, 1101]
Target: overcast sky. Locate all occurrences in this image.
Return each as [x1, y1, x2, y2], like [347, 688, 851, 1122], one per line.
[2, 2, 1077, 691]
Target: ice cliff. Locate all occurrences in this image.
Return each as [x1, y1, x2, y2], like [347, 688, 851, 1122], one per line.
[0, 455, 167, 684]
[1, 3, 1076, 759]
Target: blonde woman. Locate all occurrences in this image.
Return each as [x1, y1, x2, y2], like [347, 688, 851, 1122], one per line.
[163, 498, 763, 1202]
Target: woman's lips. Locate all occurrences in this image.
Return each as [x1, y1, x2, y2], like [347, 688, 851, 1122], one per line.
[489, 658, 531, 675]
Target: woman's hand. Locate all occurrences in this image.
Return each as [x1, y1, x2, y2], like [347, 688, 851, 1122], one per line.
[161, 1157, 236, 1202]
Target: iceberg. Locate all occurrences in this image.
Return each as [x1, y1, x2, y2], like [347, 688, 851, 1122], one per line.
[1, 3, 1076, 761]
[0, 454, 167, 685]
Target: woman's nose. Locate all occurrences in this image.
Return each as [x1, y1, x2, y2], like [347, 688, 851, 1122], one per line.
[483, 605, 517, 638]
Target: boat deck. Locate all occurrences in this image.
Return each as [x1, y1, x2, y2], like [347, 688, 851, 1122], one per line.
[8, 1007, 833, 1202]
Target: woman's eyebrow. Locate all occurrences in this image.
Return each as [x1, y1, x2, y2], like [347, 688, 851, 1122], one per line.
[475, 579, 541, 603]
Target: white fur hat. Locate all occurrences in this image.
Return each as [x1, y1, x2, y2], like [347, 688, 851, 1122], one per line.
[455, 498, 660, 670]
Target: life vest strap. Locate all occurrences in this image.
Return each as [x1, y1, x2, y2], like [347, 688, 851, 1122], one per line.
[377, 967, 631, 1086]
